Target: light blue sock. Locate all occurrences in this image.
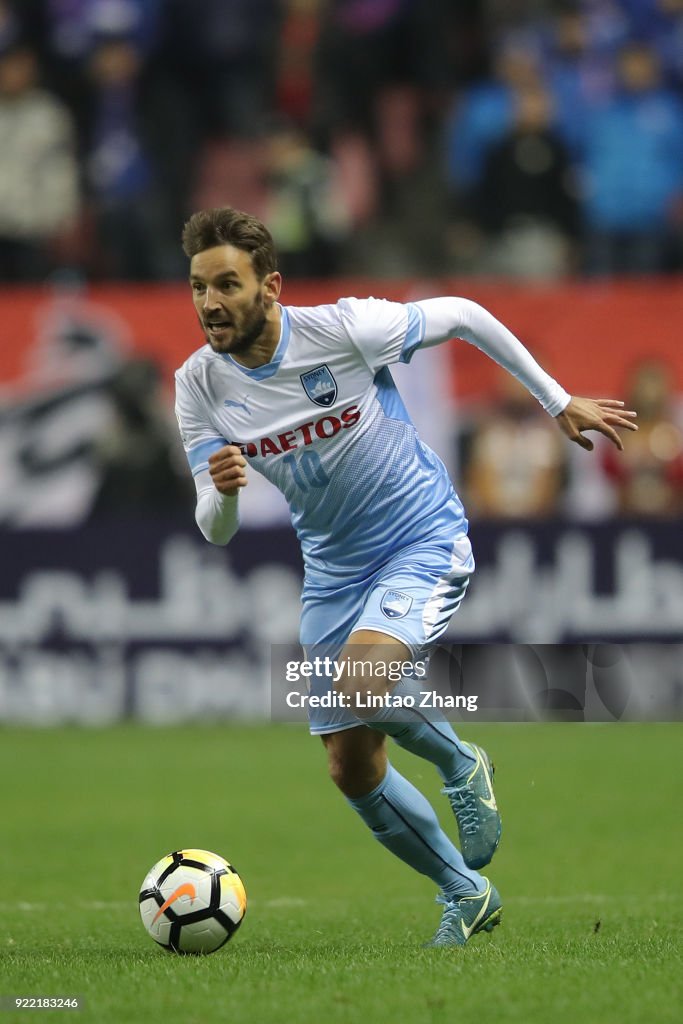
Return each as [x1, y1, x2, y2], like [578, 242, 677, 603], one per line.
[358, 679, 476, 785]
[346, 763, 483, 899]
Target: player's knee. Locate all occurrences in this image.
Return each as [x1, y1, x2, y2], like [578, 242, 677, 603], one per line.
[328, 750, 364, 792]
[323, 732, 386, 797]
[327, 749, 350, 790]
[329, 757, 378, 796]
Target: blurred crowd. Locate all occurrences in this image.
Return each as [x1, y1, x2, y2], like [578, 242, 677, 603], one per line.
[459, 358, 683, 519]
[1, 0, 683, 282]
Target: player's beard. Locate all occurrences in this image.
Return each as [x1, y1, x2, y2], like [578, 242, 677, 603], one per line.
[202, 295, 267, 356]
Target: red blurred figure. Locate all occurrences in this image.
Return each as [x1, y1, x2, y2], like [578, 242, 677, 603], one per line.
[603, 359, 683, 516]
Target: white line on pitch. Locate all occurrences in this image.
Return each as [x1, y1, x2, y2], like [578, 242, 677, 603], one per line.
[0, 894, 675, 914]
[0, 898, 309, 912]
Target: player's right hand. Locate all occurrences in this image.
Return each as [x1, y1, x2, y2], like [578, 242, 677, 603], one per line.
[208, 445, 248, 496]
[555, 397, 638, 452]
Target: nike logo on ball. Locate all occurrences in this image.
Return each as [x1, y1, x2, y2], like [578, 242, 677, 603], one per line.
[152, 882, 197, 923]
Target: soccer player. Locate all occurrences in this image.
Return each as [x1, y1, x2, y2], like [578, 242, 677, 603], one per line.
[174, 207, 637, 947]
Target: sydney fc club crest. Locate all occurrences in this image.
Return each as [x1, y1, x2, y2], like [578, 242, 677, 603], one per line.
[380, 590, 413, 619]
[300, 365, 337, 407]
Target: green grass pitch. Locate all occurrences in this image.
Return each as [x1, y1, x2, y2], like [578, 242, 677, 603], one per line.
[1, 723, 681, 1023]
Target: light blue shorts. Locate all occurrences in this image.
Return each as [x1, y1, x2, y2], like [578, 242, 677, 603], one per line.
[300, 534, 473, 735]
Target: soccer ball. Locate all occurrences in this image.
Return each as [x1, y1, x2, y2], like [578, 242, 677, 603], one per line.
[139, 848, 246, 954]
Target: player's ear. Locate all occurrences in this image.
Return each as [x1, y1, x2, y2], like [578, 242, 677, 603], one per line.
[262, 271, 282, 306]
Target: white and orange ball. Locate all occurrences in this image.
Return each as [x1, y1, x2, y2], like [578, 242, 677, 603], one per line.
[139, 849, 246, 954]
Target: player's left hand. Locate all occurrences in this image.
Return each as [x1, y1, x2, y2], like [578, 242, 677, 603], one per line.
[555, 397, 638, 452]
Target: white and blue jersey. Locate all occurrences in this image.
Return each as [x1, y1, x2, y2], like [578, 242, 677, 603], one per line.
[176, 295, 570, 732]
[175, 297, 475, 599]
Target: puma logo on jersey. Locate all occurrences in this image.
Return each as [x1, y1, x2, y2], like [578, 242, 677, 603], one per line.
[235, 404, 361, 459]
[224, 396, 251, 415]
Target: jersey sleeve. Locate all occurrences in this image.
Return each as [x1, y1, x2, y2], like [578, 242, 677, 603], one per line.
[337, 296, 426, 372]
[174, 368, 228, 477]
[409, 296, 571, 417]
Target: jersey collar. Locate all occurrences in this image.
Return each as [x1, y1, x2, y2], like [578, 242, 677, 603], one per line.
[220, 304, 290, 381]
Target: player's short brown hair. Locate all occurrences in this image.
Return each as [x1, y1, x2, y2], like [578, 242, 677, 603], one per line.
[181, 207, 278, 279]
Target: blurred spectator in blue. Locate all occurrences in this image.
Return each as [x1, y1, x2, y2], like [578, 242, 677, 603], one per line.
[444, 33, 545, 197]
[473, 83, 579, 278]
[602, 358, 683, 516]
[36, 0, 160, 63]
[24, 1, 162, 123]
[0, 40, 80, 281]
[541, 5, 615, 159]
[83, 26, 179, 279]
[618, 0, 683, 86]
[580, 40, 683, 275]
[263, 120, 351, 278]
[580, 0, 632, 54]
[443, 32, 551, 272]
